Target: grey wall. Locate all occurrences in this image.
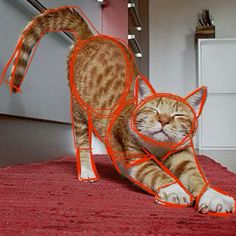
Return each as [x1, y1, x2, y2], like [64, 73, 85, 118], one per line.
[0, 0, 102, 123]
[149, 0, 236, 96]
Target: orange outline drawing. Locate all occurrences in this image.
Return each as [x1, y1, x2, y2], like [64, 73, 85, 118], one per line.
[1, 6, 235, 216]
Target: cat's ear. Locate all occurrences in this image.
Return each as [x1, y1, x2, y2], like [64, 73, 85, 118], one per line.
[134, 76, 156, 104]
[185, 86, 207, 117]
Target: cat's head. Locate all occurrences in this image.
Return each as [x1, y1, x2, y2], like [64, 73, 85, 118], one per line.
[131, 76, 207, 147]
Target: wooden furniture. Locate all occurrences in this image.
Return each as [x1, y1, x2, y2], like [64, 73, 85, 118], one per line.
[198, 39, 236, 150]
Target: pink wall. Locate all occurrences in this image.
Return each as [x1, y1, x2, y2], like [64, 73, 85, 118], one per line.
[102, 0, 128, 43]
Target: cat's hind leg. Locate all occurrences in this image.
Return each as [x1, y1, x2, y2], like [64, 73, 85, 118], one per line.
[71, 98, 99, 181]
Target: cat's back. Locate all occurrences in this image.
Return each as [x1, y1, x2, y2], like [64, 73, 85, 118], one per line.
[68, 36, 137, 117]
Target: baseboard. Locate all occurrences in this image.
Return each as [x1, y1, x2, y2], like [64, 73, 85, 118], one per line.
[0, 113, 71, 125]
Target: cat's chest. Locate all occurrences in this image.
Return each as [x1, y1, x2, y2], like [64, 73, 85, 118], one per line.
[140, 141, 171, 159]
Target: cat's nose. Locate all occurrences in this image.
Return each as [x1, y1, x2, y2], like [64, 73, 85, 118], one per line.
[158, 114, 171, 127]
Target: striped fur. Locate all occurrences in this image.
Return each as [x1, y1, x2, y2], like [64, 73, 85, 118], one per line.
[11, 7, 92, 92]
[9, 7, 213, 207]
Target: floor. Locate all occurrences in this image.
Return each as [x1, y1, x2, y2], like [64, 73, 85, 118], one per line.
[197, 150, 236, 174]
[1, 115, 236, 173]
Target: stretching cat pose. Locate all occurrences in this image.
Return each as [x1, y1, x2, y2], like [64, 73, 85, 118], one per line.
[5, 7, 234, 214]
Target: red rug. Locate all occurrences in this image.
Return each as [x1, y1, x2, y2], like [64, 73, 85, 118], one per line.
[0, 155, 235, 236]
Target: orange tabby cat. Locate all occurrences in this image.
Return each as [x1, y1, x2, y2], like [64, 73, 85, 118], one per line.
[4, 7, 234, 214]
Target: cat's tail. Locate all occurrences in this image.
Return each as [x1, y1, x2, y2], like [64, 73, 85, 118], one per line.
[7, 6, 93, 93]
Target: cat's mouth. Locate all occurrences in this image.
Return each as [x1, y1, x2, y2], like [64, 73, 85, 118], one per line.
[150, 128, 165, 135]
[150, 129, 172, 141]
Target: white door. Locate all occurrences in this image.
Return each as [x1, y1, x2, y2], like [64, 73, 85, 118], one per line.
[198, 39, 236, 150]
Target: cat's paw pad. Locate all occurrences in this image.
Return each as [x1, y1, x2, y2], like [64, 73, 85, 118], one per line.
[79, 165, 97, 182]
[157, 183, 191, 205]
[198, 188, 235, 213]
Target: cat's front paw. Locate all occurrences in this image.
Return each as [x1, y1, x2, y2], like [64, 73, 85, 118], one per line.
[198, 188, 235, 213]
[156, 183, 191, 205]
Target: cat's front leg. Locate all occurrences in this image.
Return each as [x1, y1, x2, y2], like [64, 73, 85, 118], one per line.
[164, 149, 235, 213]
[197, 187, 235, 214]
[157, 182, 191, 205]
[128, 159, 191, 205]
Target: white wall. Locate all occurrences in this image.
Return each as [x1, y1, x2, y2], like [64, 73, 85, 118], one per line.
[149, 0, 236, 96]
[0, 0, 101, 123]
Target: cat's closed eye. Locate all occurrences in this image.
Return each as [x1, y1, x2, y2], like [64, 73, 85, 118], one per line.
[142, 107, 159, 115]
[147, 107, 159, 115]
[172, 113, 188, 119]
